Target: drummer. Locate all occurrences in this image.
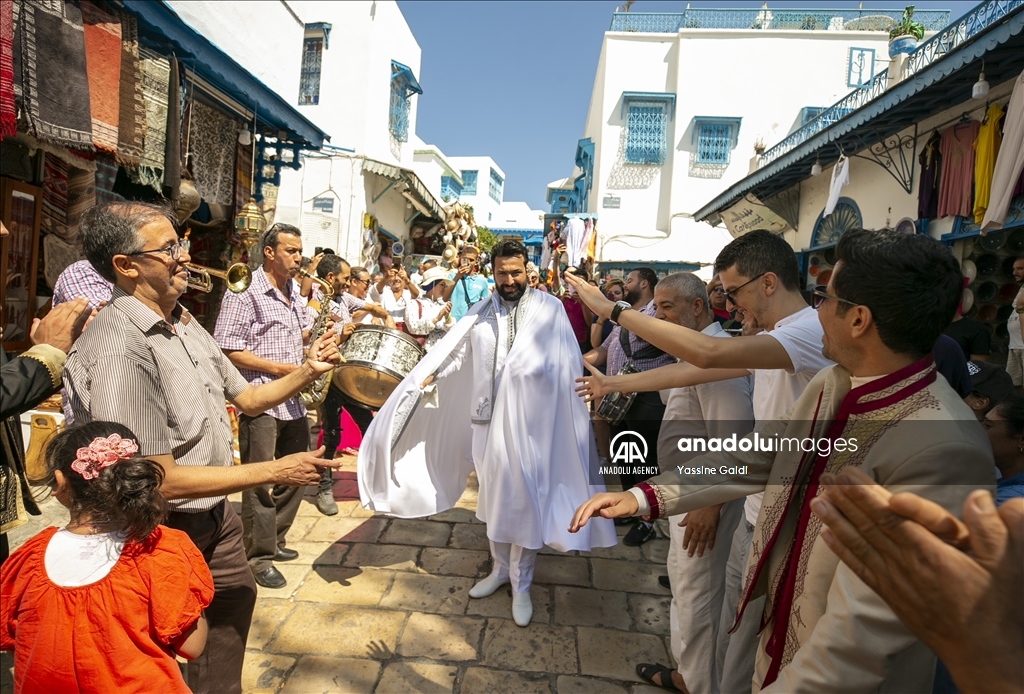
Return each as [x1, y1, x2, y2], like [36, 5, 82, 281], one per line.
[312, 255, 379, 516]
[404, 267, 454, 350]
[581, 267, 674, 547]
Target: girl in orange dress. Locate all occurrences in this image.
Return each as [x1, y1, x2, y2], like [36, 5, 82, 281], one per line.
[0, 422, 214, 693]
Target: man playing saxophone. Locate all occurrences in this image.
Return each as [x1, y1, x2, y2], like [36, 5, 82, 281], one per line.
[214, 223, 318, 589]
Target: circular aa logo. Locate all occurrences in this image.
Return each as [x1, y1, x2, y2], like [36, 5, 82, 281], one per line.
[610, 430, 648, 465]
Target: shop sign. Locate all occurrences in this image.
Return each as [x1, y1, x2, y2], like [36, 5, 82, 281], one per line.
[312, 196, 335, 213]
[603, 196, 621, 209]
[721, 194, 791, 237]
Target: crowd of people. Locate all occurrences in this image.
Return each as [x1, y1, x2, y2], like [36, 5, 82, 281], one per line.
[0, 205, 1021, 693]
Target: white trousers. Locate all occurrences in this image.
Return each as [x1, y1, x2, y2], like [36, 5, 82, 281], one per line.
[717, 518, 764, 694]
[489, 540, 538, 593]
[668, 499, 744, 694]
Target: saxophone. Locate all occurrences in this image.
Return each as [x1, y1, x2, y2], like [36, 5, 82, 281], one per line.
[297, 269, 336, 409]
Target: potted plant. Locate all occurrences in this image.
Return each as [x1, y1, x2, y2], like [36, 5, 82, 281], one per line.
[888, 5, 925, 58]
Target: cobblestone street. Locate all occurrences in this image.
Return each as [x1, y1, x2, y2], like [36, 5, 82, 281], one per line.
[4, 457, 675, 693]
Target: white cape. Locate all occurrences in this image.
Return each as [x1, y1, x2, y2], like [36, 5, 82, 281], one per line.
[358, 288, 616, 552]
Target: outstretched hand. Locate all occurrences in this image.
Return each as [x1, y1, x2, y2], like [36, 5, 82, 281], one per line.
[568, 491, 639, 533]
[810, 467, 1024, 694]
[563, 271, 615, 319]
[306, 330, 344, 373]
[575, 361, 614, 403]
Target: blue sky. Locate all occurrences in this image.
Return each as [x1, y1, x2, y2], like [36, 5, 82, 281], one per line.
[397, 0, 977, 210]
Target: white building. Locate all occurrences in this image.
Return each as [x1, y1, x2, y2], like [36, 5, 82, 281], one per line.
[167, 0, 446, 266]
[411, 149, 545, 261]
[555, 6, 951, 277]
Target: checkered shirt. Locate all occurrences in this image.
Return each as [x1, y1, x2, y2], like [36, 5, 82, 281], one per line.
[213, 267, 313, 421]
[52, 260, 113, 310]
[602, 300, 676, 375]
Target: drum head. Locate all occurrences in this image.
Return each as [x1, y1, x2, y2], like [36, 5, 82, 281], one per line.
[333, 366, 401, 409]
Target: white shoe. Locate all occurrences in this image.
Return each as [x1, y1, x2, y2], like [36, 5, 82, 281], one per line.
[512, 591, 533, 626]
[469, 572, 509, 598]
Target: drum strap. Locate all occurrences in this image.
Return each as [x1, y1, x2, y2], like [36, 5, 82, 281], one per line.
[618, 324, 666, 364]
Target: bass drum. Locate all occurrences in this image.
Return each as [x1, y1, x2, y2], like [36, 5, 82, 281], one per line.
[333, 325, 425, 408]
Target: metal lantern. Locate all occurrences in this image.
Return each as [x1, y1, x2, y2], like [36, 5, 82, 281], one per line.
[234, 197, 267, 249]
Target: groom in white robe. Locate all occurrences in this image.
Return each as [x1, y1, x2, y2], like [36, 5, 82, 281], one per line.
[359, 239, 616, 626]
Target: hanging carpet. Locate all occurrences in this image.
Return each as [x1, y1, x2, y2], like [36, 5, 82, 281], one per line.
[18, 0, 93, 152]
[112, 6, 144, 166]
[188, 99, 237, 206]
[1, 0, 15, 138]
[135, 46, 169, 190]
[80, 1, 121, 154]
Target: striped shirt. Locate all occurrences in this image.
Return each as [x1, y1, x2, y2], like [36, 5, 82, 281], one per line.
[214, 267, 312, 421]
[52, 260, 113, 311]
[64, 289, 250, 512]
[602, 300, 676, 375]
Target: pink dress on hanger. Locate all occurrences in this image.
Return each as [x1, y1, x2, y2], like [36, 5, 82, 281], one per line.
[937, 121, 980, 218]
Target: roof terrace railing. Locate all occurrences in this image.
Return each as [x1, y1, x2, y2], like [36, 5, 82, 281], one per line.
[608, 8, 949, 33]
[758, 0, 1022, 167]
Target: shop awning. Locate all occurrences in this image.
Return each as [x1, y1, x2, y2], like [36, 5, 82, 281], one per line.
[693, 1, 1024, 224]
[362, 159, 446, 222]
[122, 0, 330, 149]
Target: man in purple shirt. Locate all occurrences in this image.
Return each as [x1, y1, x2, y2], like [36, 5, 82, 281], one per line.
[214, 224, 315, 589]
[52, 259, 113, 310]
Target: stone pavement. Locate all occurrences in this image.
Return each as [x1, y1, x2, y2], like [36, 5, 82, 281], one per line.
[4, 457, 678, 693]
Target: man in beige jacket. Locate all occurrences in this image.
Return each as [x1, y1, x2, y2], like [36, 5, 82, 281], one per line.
[568, 228, 996, 693]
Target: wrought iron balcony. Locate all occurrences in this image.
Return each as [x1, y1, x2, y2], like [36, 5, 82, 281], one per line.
[758, 0, 1023, 168]
[609, 8, 949, 33]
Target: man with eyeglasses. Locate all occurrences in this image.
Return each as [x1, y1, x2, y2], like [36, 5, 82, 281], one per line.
[345, 267, 393, 327]
[63, 202, 341, 694]
[568, 228, 994, 693]
[572, 230, 831, 691]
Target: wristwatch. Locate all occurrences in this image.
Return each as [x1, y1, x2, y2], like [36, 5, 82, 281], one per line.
[609, 300, 631, 325]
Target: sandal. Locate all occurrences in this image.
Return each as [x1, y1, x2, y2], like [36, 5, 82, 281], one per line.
[636, 663, 688, 693]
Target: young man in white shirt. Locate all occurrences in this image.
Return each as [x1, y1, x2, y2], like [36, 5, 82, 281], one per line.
[568, 229, 834, 693]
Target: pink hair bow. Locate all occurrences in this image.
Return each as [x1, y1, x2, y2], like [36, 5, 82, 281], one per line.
[70, 434, 139, 480]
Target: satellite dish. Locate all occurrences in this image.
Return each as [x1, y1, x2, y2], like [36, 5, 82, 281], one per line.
[894, 217, 916, 235]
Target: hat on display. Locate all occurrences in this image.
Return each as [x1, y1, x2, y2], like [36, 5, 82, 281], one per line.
[419, 266, 454, 290]
[967, 360, 1014, 406]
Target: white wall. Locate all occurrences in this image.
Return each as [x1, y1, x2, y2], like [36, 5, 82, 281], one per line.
[447, 156, 505, 225]
[581, 28, 895, 267]
[165, 1, 305, 102]
[289, 0, 423, 166]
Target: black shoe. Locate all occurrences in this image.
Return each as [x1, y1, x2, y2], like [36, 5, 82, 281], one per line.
[253, 566, 287, 589]
[614, 516, 635, 526]
[623, 521, 656, 546]
[275, 547, 299, 562]
[658, 575, 671, 590]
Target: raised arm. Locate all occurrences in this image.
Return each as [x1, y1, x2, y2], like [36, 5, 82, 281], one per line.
[575, 360, 751, 403]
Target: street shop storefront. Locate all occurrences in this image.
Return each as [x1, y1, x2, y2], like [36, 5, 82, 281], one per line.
[1, 0, 328, 351]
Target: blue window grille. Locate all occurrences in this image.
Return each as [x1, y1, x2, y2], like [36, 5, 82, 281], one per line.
[298, 38, 323, 105]
[389, 60, 422, 143]
[489, 168, 504, 203]
[440, 175, 462, 201]
[621, 92, 675, 165]
[692, 117, 741, 165]
[847, 47, 875, 88]
[461, 170, 478, 196]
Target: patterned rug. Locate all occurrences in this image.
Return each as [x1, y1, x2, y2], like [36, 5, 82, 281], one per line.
[41, 153, 68, 239]
[188, 99, 237, 205]
[0, 0, 15, 138]
[135, 46, 169, 191]
[19, 0, 93, 152]
[113, 6, 144, 166]
[80, 1, 121, 154]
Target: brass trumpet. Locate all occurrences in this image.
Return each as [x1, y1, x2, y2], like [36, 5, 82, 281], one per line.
[185, 263, 252, 294]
